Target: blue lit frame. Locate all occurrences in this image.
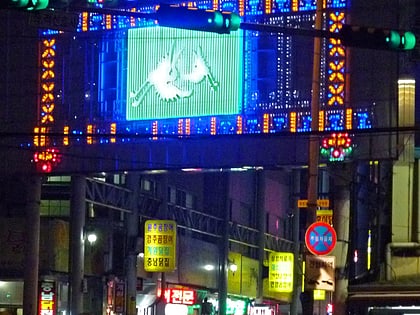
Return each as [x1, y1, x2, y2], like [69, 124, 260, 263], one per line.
[37, 0, 374, 147]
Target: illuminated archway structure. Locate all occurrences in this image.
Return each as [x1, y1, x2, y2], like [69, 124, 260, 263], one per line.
[34, 0, 370, 172]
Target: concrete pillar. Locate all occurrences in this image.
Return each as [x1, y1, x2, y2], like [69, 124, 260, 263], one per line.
[332, 169, 350, 315]
[69, 175, 86, 315]
[23, 176, 42, 315]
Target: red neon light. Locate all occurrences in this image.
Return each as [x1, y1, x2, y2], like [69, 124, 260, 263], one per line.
[34, 149, 61, 173]
[163, 288, 196, 305]
[39, 281, 56, 315]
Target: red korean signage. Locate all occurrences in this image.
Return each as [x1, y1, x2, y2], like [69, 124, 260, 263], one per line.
[38, 281, 56, 315]
[163, 288, 196, 305]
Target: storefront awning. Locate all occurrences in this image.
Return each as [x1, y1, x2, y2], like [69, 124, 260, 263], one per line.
[348, 283, 420, 307]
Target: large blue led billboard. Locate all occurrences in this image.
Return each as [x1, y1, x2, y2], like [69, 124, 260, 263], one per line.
[126, 27, 243, 120]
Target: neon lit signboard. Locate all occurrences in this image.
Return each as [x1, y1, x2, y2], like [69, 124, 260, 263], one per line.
[163, 288, 196, 305]
[126, 27, 243, 120]
[38, 281, 56, 315]
[321, 132, 353, 161]
[268, 251, 294, 293]
[144, 220, 177, 272]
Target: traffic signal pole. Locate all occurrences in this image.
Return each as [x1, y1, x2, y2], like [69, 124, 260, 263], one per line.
[301, 0, 323, 313]
[64, 5, 416, 50]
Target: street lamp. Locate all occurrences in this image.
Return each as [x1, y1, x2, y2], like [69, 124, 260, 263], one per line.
[86, 232, 97, 245]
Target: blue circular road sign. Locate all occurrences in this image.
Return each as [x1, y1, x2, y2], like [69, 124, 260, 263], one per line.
[305, 222, 337, 255]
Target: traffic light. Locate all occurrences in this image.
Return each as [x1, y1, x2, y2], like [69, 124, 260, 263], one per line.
[0, 0, 49, 10]
[338, 24, 416, 51]
[156, 4, 241, 34]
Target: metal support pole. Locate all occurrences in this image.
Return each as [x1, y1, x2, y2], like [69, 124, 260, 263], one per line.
[302, 0, 324, 313]
[291, 169, 301, 315]
[307, 0, 323, 225]
[126, 173, 140, 315]
[256, 170, 265, 303]
[218, 173, 230, 315]
[69, 175, 86, 315]
[23, 176, 42, 315]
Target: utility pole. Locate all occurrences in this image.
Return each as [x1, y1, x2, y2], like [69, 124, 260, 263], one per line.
[69, 175, 87, 315]
[300, 0, 323, 313]
[23, 175, 42, 315]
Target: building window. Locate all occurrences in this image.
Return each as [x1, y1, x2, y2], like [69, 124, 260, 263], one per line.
[168, 187, 195, 209]
[40, 200, 70, 217]
[141, 178, 157, 196]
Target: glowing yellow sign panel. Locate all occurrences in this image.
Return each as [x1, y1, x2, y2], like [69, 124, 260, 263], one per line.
[144, 220, 177, 272]
[268, 252, 294, 293]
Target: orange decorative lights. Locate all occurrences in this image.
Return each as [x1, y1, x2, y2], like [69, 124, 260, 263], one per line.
[35, 37, 61, 172]
[152, 121, 158, 140]
[34, 126, 49, 147]
[290, 112, 297, 132]
[40, 39, 56, 124]
[327, 12, 346, 108]
[263, 113, 270, 133]
[236, 115, 243, 134]
[178, 119, 184, 135]
[110, 122, 117, 143]
[82, 11, 89, 32]
[291, 0, 298, 11]
[264, 0, 272, 14]
[346, 108, 352, 130]
[87, 124, 94, 144]
[63, 126, 69, 146]
[130, 8, 137, 27]
[319, 110, 325, 132]
[105, 14, 112, 30]
[210, 117, 216, 135]
[238, 0, 245, 16]
[185, 118, 191, 135]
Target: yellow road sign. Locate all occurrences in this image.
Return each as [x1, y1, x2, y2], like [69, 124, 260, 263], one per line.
[297, 199, 330, 208]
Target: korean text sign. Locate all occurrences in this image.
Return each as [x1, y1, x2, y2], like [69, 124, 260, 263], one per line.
[144, 220, 177, 272]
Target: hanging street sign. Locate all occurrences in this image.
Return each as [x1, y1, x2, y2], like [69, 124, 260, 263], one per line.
[297, 199, 330, 208]
[144, 220, 177, 272]
[305, 222, 337, 256]
[305, 255, 335, 291]
[28, 10, 79, 32]
[316, 209, 333, 225]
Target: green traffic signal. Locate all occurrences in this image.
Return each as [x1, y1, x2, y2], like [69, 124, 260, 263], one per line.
[1, 0, 48, 10]
[156, 4, 240, 34]
[401, 31, 416, 50]
[339, 24, 417, 51]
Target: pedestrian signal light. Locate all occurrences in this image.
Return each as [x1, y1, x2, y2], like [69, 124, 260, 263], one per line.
[339, 25, 416, 51]
[156, 4, 241, 34]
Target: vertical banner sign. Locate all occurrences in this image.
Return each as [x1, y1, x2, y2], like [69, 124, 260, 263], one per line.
[114, 280, 125, 313]
[38, 281, 56, 315]
[268, 252, 294, 292]
[144, 220, 177, 272]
